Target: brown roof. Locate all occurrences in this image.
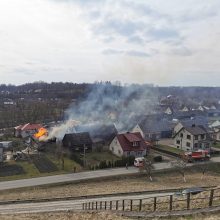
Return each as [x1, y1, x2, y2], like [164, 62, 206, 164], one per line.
[15, 123, 42, 131]
[116, 132, 149, 152]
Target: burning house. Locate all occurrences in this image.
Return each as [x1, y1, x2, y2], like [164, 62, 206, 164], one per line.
[14, 123, 42, 138]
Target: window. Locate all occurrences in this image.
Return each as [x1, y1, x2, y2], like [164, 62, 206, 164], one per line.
[194, 143, 198, 148]
[176, 140, 180, 144]
[118, 150, 121, 154]
[133, 141, 140, 147]
[195, 135, 198, 140]
[180, 133, 183, 138]
[201, 134, 205, 140]
[186, 142, 191, 147]
[187, 135, 191, 140]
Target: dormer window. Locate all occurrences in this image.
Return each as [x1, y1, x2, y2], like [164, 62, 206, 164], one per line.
[132, 141, 140, 147]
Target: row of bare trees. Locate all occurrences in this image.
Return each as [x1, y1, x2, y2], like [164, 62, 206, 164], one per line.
[139, 155, 209, 182]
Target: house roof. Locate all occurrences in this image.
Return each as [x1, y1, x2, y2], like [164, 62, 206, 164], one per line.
[179, 117, 208, 129]
[138, 115, 174, 133]
[174, 125, 208, 138]
[116, 132, 149, 152]
[15, 123, 42, 131]
[63, 132, 92, 146]
[184, 125, 208, 135]
[75, 123, 118, 143]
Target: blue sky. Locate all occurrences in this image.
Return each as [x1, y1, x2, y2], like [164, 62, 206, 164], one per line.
[0, 0, 220, 86]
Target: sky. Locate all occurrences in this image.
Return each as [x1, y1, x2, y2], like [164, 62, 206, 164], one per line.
[0, 0, 220, 86]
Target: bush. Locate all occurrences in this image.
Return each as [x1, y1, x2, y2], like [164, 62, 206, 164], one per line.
[153, 155, 162, 162]
[70, 153, 84, 166]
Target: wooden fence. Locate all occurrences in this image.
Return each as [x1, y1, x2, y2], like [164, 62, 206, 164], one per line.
[82, 187, 220, 213]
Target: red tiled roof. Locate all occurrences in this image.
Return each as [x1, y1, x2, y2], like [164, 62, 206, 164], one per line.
[15, 123, 42, 131]
[124, 133, 141, 142]
[117, 132, 149, 152]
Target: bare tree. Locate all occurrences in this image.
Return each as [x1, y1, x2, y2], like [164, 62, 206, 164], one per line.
[171, 158, 187, 183]
[139, 155, 154, 181]
[200, 162, 209, 180]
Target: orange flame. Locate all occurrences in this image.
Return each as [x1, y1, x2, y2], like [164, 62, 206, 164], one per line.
[34, 127, 48, 139]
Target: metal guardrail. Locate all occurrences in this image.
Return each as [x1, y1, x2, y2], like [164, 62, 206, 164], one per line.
[82, 187, 220, 213]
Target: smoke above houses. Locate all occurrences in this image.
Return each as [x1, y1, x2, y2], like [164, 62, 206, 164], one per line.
[47, 83, 159, 140]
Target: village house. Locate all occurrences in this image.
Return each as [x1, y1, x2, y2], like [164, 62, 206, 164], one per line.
[75, 123, 118, 151]
[173, 124, 212, 151]
[62, 132, 93, 152]
[211, 127, 220, 141]
[132, 114, 173, 141]
[173, 116, 209, 136]
[109, 132, 150, 157]
[14, 123, 42, 138]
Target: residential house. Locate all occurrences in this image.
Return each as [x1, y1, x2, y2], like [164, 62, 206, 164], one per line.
[210, 120, 220, 129]
[62, 132, 93, 152]
[173, 124, 212, 151]
[75, 123, 118, 150]
[180, 106, 190, 112]
[211, 128, 220, 141]
[173, 117, 209, 136]
[109, 132, 149, 157]
[14, 123, 42, 138]
[132, 114, 174, 141]
[172, 110, 206, 121]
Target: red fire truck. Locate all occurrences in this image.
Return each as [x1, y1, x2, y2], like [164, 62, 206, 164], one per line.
[183, 150, 210, 162]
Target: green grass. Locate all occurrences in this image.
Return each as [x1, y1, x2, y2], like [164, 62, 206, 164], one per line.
[47, 154, 82, 172]
[213, 142, 220, 149]
[77, 151, 119, 167]
[156, 144, 184, 154]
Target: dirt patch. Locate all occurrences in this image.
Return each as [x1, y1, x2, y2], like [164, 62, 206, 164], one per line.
[0, 164, 25, 177]
[30, 155, 58, 173]
[0, 211, 130, 220]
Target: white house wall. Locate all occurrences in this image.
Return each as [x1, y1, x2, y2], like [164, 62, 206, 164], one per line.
[109, 137, 124, 157]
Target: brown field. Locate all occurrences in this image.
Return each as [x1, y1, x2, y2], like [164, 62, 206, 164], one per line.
[1, 210, 220, 220]
[0, 171, 220, 201]
[0, 211, 129, 220]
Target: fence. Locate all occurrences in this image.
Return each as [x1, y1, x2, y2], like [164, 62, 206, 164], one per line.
[82, 187, 220, 213]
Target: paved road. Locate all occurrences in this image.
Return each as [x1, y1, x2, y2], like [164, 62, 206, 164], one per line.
[1, 156, 219, 191]
[0, 191, 174, 214]
[0, 162, 172, 191]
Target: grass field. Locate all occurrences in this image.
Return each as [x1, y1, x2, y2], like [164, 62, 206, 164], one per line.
[82, 151, 119, 166]
[156, 144, 184, 154]
[213, 142, 220, 149]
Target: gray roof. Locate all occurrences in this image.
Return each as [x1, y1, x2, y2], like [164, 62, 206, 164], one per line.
[138, 115, 174, 133]
[180, 117, 209, 129]
[63, 132, 92, 146]
[75, 123, 117, 143]
[184, 125, 207, 135]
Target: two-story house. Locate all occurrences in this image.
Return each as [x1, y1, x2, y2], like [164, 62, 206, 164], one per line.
[109, 132, 150, 157]
[173, 124, 212, 151]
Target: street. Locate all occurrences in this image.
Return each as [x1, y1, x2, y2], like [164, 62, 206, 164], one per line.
[0, 191, 174, 214]
[0, 162, 172, 190]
